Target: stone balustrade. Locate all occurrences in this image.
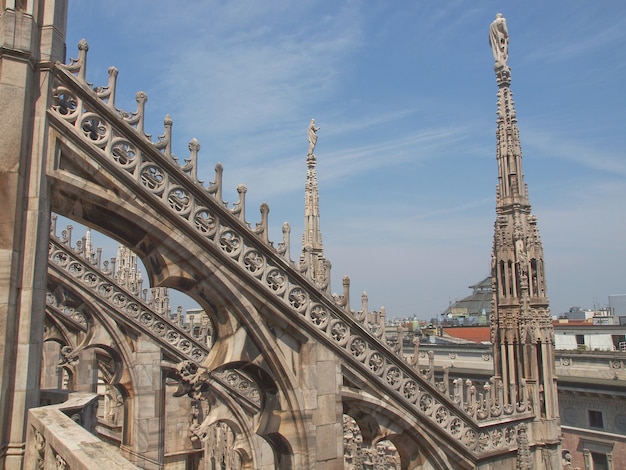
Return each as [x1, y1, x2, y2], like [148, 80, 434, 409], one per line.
[24, 393, 139, 469]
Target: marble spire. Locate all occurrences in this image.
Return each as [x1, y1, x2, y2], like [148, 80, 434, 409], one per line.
[300, 120, 331, 293]
[488, 14, 559, 440]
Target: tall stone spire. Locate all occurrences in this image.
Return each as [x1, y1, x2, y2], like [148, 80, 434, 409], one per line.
[303, 119, 323, 253]
[488, 13, 560, 459]
[300, 119, 331, 293]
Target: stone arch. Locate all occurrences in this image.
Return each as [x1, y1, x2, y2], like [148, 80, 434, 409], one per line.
[184, 285, 316, 467]
[45, 268, 152, 448]
[42, 287, 89, 390]
[259, 433, 293, 470]
[49, 200, 242, 340]
[97, 374, 127, 442]
[203, 420, 247, 469]
[59, 366, 74, 390]
[342, 404, 381, 446]
[343, 413, 401, 469]
[219, 362, 294, 469]
[47, 215, 317, 467]
[48, 135, 332, 467]
[198, 407, 254, 469]
[342, 392, 475, 470]
[46, 271, 138, 376]
[199, 362, 296, 469]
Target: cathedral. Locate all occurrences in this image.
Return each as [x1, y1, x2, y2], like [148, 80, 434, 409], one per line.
[0, 2, 564, 469]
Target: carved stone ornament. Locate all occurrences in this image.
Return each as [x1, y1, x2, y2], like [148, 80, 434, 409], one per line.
[213, 369, 262, 411]
[34, 428, 45, 470]
[59, 345, 80, 366]
[173, 361, 211, 400]
[55, 453, 68, 470]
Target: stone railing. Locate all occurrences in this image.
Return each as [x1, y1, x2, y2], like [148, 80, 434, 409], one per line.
[47, 41, 535, 457]
[24, 393, 139, 469]
[406, 341, 626, 382]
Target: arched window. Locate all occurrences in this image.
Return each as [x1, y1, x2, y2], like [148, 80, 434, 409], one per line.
[499, 260, 507, 297]
[530, 258, 538, 296]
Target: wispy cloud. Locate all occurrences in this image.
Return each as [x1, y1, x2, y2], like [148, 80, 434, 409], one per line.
[523, 127, 626, 176]
[148, 3, 364, 139]
[525, 15, 626, 64]
[324, 109, 419, 137]
[320, 125, 474, 181]
[536, 181, 626, 312]
[215, 123, 475, 202]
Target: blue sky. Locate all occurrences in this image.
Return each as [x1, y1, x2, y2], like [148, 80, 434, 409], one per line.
[64, 1, 626, 319]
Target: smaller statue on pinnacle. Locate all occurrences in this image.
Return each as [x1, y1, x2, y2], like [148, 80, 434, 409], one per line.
[489, 13, 509, 68]
[307, 118, 320, 156]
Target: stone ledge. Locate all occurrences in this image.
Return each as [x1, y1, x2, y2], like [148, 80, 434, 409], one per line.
[24, 393, 140, 469]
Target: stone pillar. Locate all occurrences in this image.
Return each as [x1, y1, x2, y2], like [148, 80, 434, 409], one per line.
[40, 341, 62, 390]
[301, 342, 344, 469]
[583, 449, 591, 469]
[74, 348, 98, 393]
[0, 1, 67, 467]
[122, 335, 165, 469]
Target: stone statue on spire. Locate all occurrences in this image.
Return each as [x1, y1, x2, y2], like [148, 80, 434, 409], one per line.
[307, 118, 320, 156]
[489, 13, 509, 68]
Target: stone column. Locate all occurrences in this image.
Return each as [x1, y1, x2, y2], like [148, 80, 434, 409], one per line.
[301, 342, 344, 469]
[40, 341, 62, 390]
[583, 449, 591, 469]
[122, 335, 165, 469]
[0, 1, 67, 467]
[75, 348, 98, 393]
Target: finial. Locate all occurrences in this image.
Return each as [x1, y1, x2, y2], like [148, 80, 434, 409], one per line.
[155, 113, 173, 158]
[233, 184, 248, 223]
[95, 67, 119, 108]
[255, 202, 270, 244]
[188, 138, 200, 153]
[66, 39, 89, 82]
[184, 138, 201, 183]
[278, 222, 291, 261]
[206, 163, 224, 204]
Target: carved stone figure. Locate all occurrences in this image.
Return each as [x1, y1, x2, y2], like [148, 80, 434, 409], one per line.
[307, 118, 320, 156]
[489, 13, 509, 67]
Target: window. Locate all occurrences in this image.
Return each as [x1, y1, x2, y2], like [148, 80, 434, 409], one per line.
[576, 334, 585, 350]
[583, 444, 613, 470]
[591, 451, 609, 470]
[611, 334, 626, 351]
[588, 410, 604, 429]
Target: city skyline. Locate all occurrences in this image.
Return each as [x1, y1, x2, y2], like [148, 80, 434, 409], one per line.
[65, 1, 626, 318]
